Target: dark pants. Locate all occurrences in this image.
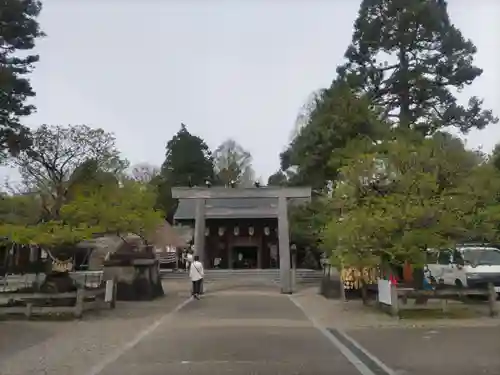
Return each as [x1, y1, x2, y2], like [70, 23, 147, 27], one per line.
[192, 279, 203, 295]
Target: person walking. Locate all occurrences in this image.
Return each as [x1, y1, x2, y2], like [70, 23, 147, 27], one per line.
[189, 255, 204, 299]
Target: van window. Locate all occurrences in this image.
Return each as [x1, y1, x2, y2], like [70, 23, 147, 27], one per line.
[462, 248, 500, 266]
[426, 250, 439, 264]
[437, 250, 452, 265]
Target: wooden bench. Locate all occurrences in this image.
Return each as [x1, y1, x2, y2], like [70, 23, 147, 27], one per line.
[0, 280, 117, 319]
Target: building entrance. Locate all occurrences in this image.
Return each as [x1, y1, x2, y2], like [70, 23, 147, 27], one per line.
[232, 246, 258, 269]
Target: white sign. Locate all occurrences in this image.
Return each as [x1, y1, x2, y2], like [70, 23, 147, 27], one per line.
[105, 280, 114, 302]
[377, 279, 392, 305]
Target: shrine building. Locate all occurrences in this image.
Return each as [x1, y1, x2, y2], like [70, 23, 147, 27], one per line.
[171, 186, 311, 293]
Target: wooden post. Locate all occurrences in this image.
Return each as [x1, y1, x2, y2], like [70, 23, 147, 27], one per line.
[74, 288, 84, 318]
[278, 196, 292, 294]
[340, 267, 347, 301]
[441, 298, 448, 314]
[487, 282, 498, 317]
[105, 279, 116, 308]
[25, 302, 33, 319]
[390, 283, 399, 317]
[194, 198, 206, 267]
[111, 278, 117, 309]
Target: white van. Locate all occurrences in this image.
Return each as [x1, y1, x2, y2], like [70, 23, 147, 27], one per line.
[425, 245, 500, 292]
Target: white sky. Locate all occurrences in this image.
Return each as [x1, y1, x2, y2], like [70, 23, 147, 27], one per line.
[4, 0, 500, 182]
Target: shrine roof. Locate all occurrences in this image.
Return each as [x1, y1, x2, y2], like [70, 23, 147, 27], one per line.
[172, 187, 311, 220]
[174, 197, 309, 220]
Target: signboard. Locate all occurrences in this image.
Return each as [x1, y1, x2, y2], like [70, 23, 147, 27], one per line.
[105, 280, 114, 302]
[377, 279, 392, 305]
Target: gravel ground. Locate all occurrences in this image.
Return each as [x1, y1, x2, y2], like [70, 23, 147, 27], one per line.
[293, 286, 500, 329]
[4, 277, 500, 375]
[0, 281, 190, 375]
[1, 278, 360, 375]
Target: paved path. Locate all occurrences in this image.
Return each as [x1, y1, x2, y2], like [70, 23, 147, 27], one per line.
[96, 288, 361, 375]
[346, 326, 500, 375]
[3, 279, 500, 374]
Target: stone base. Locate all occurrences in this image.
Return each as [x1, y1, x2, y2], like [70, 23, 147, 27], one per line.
[103, 260, 164, 301]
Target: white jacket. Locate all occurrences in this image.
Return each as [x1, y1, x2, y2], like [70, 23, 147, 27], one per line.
[189, 261, 204, 281]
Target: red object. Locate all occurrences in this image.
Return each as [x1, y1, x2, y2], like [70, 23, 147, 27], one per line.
[403, 262, 413, 282]
[389, 274, 398, 285]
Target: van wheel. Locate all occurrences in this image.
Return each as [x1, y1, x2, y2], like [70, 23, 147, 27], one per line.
[455, 279, 463, 288]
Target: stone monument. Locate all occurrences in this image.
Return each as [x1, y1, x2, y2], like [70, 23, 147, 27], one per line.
[102, 237, 164, 301]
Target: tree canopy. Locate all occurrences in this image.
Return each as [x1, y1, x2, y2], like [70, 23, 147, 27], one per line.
[337, 0, 498, 134]
[322, 134, 500, 269]
[0, 192, 41, 226]
[9, 124, 127, 220]
[0, 0, 44, 157]
[281, 84, 387, 191]
[160, 124, 214, 187]
[0, 180, 164, 248]
[1, 0, 498, 279]
[213, 139, 255, 187]
[62, 180, 165, 242]
[267, 170, 288, 187]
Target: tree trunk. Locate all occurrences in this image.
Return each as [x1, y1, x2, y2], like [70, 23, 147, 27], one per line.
[360, 280, 368, 305]
[412, 266, 428, 304]
[359, 267, 368, 305]
[398, 46, 411, 129]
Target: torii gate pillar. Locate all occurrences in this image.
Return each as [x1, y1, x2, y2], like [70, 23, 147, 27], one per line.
[171, 187, 312, 294]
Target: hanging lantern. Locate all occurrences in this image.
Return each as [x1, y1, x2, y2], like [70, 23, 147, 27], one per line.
[234, 226, 240, 236]
[248, 226, 254, 236]
[264, 226, 270, 236]
[218, 227, 225, 237]
[205, 227, 210, 236]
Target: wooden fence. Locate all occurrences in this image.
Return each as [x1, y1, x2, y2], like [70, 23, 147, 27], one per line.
[0, 280, 117, 319]
[381, 282, 498, 318]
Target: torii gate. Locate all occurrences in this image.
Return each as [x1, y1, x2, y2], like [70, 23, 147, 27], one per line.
[171, 186, 312, 294]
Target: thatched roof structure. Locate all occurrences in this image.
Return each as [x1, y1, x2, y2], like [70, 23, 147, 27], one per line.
[80, 221, 188, 270]
[148, 222, 188, 250]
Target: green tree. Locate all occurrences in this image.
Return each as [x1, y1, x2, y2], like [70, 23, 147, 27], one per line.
[489, 143, 500, 173]
[267, 170, 288, 186]
[337, 0, 497, 134]
[289, 197, 333, 250]
[0, 192, 41, 225]
[9, 124, 128, 219]
[160, 124, 214, 187]
[61, 180, 165, 242]
[281, 85, 387, 191]
[148, 174, 176, 222]
[0, 0, 44, 157]
[0, 181, 164, 247]
[213, 139, 255, 187]
[323, 135, 500, 276]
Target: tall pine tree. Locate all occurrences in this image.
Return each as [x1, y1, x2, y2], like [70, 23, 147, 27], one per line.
[0, 0, 44, 155]
[337, 0, 497, 135]
[160, 123, 214, 187]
